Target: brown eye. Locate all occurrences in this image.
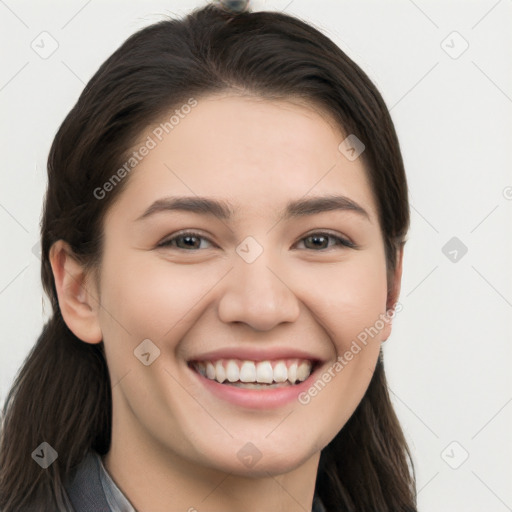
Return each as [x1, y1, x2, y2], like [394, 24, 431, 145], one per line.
[158, 231, 214, 250]
[297, 232, 355, 251]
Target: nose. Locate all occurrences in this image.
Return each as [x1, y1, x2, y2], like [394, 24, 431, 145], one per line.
[217, 253, 301, 331]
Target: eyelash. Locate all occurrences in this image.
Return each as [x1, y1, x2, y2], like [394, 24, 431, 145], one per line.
[157, 230, 356, 251]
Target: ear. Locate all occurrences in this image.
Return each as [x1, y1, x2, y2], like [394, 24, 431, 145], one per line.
[381, 244, 404, 342]
[49, 240, 103, 344]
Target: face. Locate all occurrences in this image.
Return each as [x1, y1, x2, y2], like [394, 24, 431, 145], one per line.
[90, 94, 394, 476]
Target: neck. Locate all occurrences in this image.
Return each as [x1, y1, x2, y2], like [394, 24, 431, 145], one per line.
[104, 443, 319, 512]
[103, 402, 320, 512]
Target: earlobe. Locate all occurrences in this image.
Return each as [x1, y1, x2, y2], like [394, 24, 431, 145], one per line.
[49, 240, 103, 344]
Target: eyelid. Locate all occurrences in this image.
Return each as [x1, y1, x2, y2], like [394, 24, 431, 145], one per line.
[294, 230, 356, 250]
[157, 230, 215, 249]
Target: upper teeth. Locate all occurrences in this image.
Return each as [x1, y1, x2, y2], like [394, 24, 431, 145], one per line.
[192, 359, 313, 385]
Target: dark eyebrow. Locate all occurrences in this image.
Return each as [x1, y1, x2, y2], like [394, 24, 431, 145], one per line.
[279, 195, 369, 221]
[135, 196, 234, 221]
[135, 195, 370, 222]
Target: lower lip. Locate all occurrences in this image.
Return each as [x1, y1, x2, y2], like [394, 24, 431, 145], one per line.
[188, 363, 322, 410]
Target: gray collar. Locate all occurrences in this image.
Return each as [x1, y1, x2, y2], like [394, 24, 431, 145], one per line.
[95, 452, 137, 512]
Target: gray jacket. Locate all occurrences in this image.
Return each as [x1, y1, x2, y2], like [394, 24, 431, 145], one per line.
[64, 451, 327, 512]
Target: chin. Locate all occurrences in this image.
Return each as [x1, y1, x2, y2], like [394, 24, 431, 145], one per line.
[196, 441, 318, 478]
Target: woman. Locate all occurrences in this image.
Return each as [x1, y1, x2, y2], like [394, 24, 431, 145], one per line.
[0, 1, 416, 510]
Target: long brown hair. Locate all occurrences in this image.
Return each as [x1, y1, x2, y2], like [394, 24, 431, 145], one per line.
[0, 5, 415, 511]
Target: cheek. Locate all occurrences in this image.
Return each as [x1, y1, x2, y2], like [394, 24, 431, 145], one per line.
[291, 251, 387, 424]
[98, 252, 225, 342]
[96, 252, 223, 397]
[297, 252, 389, 350]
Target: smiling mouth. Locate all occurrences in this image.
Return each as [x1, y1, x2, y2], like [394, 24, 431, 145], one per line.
[189, 358, 318, 389]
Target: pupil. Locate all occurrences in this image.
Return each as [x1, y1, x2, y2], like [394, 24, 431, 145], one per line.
[309, 235, 327, 249]
[181, 236, 198, 248]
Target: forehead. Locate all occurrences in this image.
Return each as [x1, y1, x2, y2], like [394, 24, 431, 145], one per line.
[108, 94, 378, 223]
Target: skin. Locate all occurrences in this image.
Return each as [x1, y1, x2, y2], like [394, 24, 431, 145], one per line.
[50, 94, 403, 512]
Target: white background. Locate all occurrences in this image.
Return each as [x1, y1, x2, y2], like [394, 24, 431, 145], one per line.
[1, 1, 511, 510]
